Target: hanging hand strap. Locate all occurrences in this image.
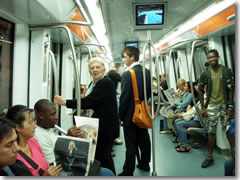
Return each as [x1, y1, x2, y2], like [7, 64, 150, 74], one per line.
[18, 150, 45, 176]
[130, 69, 140, 102]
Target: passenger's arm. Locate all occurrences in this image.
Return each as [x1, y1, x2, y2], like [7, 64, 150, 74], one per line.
[175, 93, 193, 107]
[119, 72, 131, 121]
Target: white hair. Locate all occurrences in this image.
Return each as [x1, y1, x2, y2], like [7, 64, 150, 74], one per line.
[88, 58, 105, 70]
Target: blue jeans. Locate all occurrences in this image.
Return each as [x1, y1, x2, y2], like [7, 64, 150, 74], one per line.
[97, 167, 114, 176]
[159, 115, 169, 130]
[175, 118, 201, 147]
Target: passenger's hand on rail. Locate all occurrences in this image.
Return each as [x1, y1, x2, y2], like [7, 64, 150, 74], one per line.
[201, 107, 208, 117]
[43, 164, 62, 176]
[54, 96, 66, 106]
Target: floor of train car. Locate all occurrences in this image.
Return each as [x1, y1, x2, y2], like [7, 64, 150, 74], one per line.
[112, 114, 231, 176]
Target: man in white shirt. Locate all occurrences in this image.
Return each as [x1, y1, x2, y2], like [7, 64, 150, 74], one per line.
[34, 99, 87, 165]
[34, 99, 114, 176]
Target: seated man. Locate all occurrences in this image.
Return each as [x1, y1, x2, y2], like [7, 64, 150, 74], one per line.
[0, 117, 19, 176]
[34, 99, 114, 176]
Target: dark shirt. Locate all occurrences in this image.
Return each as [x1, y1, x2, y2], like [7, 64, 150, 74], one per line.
[107, 70, 121, 91]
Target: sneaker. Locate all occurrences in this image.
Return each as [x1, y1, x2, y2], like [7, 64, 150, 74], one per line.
[114, 138, 123, 145]
[201, 158, 214, 168]
[136, 164, 150, 172]
[160, 130, 172, 134]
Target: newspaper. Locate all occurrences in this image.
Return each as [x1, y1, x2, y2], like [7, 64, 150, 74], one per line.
[74, 116, 99, 162]
[163, 88, 180, 105]
[54, 136, 92, 176]
[160, 106, 174, 118]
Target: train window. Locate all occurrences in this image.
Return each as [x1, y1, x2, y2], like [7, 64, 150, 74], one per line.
[0, 18, 14, 113]
[193, 47, 208, 80]
[171, 51, 178, 82]
[222, 34, 235, 75]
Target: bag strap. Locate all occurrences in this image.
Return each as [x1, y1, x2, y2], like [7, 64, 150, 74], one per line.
[18, 150, 45, 176]
[129, 69, 140, 102]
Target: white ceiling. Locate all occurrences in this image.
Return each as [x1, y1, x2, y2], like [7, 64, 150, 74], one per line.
[99, 0, 224, 60]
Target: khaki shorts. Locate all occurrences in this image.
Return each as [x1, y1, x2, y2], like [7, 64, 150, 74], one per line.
[206, 104, 229, 134]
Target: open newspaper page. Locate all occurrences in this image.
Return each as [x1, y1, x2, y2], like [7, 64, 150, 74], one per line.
[163, 88, 180, 105]
[54, 136, 92, 176]
[74, 116, 99, 163]
[160, 106, 174, 118]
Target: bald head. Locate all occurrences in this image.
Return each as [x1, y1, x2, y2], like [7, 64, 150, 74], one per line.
[34, 99, 58, 128]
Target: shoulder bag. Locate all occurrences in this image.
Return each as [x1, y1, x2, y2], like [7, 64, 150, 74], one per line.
[130, 69, 152, 128]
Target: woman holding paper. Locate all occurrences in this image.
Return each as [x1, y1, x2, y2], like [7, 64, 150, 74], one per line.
[54, 58, 118, 175]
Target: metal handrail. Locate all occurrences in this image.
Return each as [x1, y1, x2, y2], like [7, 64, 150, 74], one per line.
[157, 56, 170, 105]
[142, 30, 162, 176]
[165, 50, 173, 89]
[189, 40, 207, 128]
[31, 25, 82, 116]
[78, 45, 92, 60]
[158, 38, 205, 54]
[49, 50, 68, 135]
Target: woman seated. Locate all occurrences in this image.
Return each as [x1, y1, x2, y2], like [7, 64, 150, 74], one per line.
[6, 105, 62, 176]
[174, 92, 206, 152]
[167, 82, 195, 134]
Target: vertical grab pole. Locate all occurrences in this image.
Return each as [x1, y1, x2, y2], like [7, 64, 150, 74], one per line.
[189, 40, 206, 128]
[142, 30, 160, 176]
[49, 50, 68, 135]
[166, 50, 173, 89]
[158, 55, 169, 104]
[49, 50, 59, 98]
[62, 26, 82, 116]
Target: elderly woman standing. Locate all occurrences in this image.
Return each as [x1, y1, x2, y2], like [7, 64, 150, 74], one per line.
[54, 58, 118, 175]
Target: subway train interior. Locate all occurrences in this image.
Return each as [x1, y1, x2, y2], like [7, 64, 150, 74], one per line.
[0, 0, 237, 177]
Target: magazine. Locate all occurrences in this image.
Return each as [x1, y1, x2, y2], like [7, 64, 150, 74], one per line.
[54, 135, 92, 176]
[160, 106, 174, 118]
[74, 116, 99, 162]
[163, 88, 180, 105]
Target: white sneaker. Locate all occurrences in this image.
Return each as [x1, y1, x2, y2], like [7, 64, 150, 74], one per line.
[114, 138, 123, 145]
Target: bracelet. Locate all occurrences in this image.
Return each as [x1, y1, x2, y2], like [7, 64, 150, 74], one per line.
[228, 105, 234, 109]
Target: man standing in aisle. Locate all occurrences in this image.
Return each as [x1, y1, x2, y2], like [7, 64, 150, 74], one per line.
[118, 46, 151, 176]
[199, 49, 234, 168]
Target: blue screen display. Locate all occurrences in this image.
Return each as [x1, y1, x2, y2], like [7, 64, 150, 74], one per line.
[136, 4, 164, 25]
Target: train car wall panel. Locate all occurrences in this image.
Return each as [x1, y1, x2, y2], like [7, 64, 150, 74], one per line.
[12, 24, 29, 106]
[29, 30, 50, 108]
[177, 50, 189, 82]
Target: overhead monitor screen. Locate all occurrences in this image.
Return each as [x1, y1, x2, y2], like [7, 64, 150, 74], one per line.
[136, 4, 165, 26]
[125, 41, 138, 48]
